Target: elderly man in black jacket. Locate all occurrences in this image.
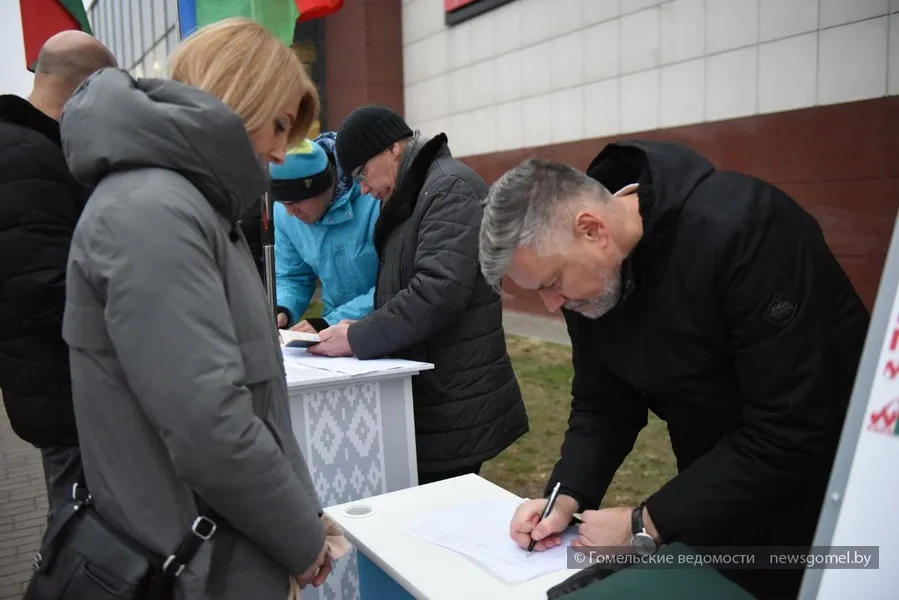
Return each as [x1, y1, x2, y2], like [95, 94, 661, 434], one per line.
[0, 31, 116, 516]
[478, 141, 870, 600]
[308, 105, 528, 484]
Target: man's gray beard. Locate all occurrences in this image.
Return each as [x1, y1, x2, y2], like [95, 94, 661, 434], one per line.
[564, 267, 623, 319]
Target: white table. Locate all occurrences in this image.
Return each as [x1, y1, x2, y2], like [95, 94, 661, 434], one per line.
[324, 474, 581, 600]
[283, 348, 433, 600]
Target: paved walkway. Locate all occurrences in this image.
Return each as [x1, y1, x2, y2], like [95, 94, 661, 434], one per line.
[502, 310, 570, 346]
[0, 393, 46, 599]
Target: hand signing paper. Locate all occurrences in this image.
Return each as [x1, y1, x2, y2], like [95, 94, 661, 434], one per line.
[510, 494, 579, 552]
[306, 323, 353, 357]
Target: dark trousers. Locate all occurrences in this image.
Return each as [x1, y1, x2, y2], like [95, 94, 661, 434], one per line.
[417, 462, 483, 485]
[40, 445, 82, 521]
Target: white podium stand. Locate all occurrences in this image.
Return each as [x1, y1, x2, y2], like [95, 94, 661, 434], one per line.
[325, 474, 580, 600]
[284, 350, 433, 600]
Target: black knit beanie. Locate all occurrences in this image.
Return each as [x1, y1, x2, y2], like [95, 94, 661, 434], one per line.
[335, 105, 413, 176]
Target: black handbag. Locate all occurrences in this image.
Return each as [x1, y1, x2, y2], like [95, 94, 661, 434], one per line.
[23, 484, 217, 600]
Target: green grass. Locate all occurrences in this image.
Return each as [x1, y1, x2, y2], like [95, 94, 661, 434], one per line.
[481, 335, 677, 507]
[302, 300, 323, 319]
[303, 298, 676, 507]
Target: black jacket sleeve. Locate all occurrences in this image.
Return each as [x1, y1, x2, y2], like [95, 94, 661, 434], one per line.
[0, 160, 79, 331]
[644, 180, 847, 545]
[545, 309, 648, 509]
[347, 177, 481, 359]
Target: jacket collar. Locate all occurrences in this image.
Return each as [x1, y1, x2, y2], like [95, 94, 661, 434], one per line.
[373, 133, 448, 255]
[315, 185, 357, 227]
[0, 95, 61, 147]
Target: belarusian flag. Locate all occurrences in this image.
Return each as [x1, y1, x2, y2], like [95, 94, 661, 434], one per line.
[178, 0, 300, 46]
[178, 0, 344, 46]
[19, 0, 93, 71]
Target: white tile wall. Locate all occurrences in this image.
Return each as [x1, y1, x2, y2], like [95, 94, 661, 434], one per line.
[819, 0, 889, 29]
[619, 8, 661, 74]
[402, 0, 898, 157]
[891, 14, 899, 95]
[660, 0, 705, 64]
[584, 0, 619, 25]
[620, 69, 660, 133]
[706, 46, 758, 121]
[707, 0, 759, 55]
[660, 58, 705, 128]
[551, 87, 585, 143]
[759, 0, 818, 42]
[583, 79, 620, 138]
[818, 17, 889, 105]
[758, 32, 818, 114]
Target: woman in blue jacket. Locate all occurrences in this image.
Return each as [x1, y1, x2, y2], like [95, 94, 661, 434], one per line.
[273, 132, 380, 331]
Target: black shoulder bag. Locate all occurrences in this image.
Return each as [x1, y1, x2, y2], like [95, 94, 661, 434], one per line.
[23, 483, 218, 600]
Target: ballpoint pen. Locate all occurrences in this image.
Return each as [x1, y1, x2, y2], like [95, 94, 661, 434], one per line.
[528, 481, 561, 556]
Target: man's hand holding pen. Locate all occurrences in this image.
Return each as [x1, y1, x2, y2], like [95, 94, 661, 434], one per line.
[510, 492, 580, 552]
[510, 493, 662, 552]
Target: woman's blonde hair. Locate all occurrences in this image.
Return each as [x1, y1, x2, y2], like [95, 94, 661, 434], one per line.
[168, 17, 319, 146]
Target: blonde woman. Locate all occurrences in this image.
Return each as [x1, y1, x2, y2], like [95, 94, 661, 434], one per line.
[57, 18, 329, 599]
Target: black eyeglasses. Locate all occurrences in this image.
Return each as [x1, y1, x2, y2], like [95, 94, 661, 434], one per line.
[353, 160, 369, 184]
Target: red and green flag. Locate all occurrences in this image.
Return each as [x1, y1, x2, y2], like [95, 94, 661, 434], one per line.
[19, 0, 93, 71]
[178, 0, 343, 45]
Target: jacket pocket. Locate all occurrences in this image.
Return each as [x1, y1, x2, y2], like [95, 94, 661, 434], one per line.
[61, 303, 113, 351]
[238, 338, 290, 452]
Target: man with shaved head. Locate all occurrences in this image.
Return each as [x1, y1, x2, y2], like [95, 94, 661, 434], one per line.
[0, 30, 116, 520]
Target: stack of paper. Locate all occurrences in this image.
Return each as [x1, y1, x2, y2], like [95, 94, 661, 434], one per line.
[281, 347, 432, 377]
[402, 499, 578, 584]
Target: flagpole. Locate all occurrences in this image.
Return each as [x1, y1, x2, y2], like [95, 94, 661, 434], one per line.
[261, 192, 278, 321]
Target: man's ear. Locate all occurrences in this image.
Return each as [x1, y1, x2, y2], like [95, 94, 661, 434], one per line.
[573, 210, 607, 245]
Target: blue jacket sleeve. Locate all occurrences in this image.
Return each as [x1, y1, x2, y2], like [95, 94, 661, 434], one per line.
[326, 285, 375, 323]
[273, 203, 316, 325]
[325, 200, 377, 324]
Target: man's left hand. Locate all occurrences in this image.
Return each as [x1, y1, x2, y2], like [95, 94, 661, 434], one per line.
[307, 323, 353, 357]
[573, 506, 660, 551]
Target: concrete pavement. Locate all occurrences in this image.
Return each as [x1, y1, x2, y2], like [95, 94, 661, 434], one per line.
[502, 310, 570, 346]
[0, 393, 46, 599]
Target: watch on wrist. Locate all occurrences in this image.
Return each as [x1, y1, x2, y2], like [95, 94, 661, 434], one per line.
[630, 502, 659, 556]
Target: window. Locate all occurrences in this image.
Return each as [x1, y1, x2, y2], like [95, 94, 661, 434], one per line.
[141, 0, 154, 57]
[100, 1, 111, 54]
[167, 27, 178, 57]
[110, 0, 121, 66]
[89, 5, 100, 41]
[166, 0, 178, 31]
[142, 49, 155, 79]
[121, 0, 133, 69]
[153, 41, 168, 76]
[153, 0, 167, 47]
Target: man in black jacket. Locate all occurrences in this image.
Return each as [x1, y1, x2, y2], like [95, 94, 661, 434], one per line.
[478, 141, 870, 600]
[0, 31, 116, 516]
[308, 105, 529, 484]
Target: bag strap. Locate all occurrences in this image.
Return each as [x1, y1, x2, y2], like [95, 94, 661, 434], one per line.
[31, 484, 93, 575]
[159, 493, 219, 590]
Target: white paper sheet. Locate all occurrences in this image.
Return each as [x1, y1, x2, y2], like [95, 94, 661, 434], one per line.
[282, 357, 336, 383]
[281, 347, 431, 376]
[402, 499, 578, 584]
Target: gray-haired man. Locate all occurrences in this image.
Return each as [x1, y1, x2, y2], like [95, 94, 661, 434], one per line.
[479, 140, 869, 600]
